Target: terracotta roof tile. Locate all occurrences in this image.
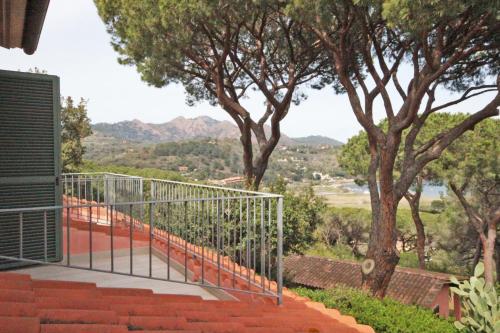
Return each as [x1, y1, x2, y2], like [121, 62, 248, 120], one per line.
[284, 255, 457, 308]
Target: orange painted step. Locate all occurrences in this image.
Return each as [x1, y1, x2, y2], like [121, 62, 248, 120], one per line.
[0, 272, 32, 281]
[185, 321, 246, 333]
[111, 303, 207, 316]
[36, 297, 111, 310]
[0, 289, 35, 303]
[37, 309, 120, 325]
[97, 287, 154, 296]
[40, 324, 129, 333]
[32, 280, 96, 290]
[153, 294, 203, 302]
[0, 279, 32, 290]
[126, 316, 187, 330]
[34, 288, 101, 298]
[0, 316, 39, 333]
[244, 328, 295, 333]
[0, 302, 37, 317]
[137, 331, 202, 333]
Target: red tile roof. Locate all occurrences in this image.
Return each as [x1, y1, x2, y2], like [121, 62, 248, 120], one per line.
[284, 255, 458, 308]
[0, 271, 374, 333]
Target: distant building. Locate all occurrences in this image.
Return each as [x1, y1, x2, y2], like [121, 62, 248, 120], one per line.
[209, 176, 245, 186]
[284, 255, 464, 319]
[178, 165, 189, 172]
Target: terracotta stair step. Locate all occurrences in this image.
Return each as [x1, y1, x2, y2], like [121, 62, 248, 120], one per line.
[40, 324, 129, 333]
[35, 297, 112, 310]
[97, 287, 154, 296]
[0, 272, 32, 281]
[32, 280, 97, 290]
[0, 316, 39, 333]
[153, 294, 203, 302]
[243, 328, 295, 333]
[33, 288, 102, 298]
[0, 302, 37, 317]
[111, 303, 208, 315]
[125, 316, 188, 330]
[138, 331, 202, 333]
[38, 309, 119, 325]
[0, 289, 35, 303]
[184, 321, 247, 333]
[0, 279, 32, 290]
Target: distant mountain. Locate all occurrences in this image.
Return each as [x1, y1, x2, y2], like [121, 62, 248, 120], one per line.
[90, 116, 342, 146]
[292, 135, 343, 147]
[92, 116, 241, 143]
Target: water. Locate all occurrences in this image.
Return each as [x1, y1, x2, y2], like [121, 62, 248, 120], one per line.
[341, 182, 447, 199]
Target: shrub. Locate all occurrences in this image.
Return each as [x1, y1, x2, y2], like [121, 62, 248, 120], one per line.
[450, 263, 499, 332]
[293, 286, 457, 333]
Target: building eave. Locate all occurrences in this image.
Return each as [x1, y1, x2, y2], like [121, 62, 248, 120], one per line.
[0, 0, 50, 55]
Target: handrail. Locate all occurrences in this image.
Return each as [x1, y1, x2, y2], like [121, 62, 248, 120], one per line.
[2, 172, 284, 304]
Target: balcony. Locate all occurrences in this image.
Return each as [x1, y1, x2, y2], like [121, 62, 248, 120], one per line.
[0, 172, 284, 304]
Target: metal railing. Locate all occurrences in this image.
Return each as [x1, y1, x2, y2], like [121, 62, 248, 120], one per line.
[0, 173, 284, 304]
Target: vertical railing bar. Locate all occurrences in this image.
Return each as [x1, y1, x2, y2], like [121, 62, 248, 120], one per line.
[221, 195, 225, 270]
[129, 204, 133, 275]
[167, 201, 171, 281]
[149, 202, 153, 278]
[246, 198, 251, 288]
[260, 197, 265, 291]
[217, 198, 221, 287]
[268, 198, 272, 290]
[89, 205, 93, 270]
[253, 197, 257, 283]
[97, 177, 100, 220]
[232, 198, 236, 288]
[66, 207, 70, 266]
[201, 199, 205, 284]
[277, 197, 283, 305]
[184, 201, 188, 283]
[43, 210, 48, 262]
[239, 198, 243, 276]
[110, 204, 114, 272]
[19, 212, 23, 259]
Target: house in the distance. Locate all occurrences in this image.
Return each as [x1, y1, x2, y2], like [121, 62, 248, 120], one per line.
[284, 255, 463, 319]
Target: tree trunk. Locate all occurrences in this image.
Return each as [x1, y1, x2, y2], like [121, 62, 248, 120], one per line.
[496, 239, 500, 284]
[240, 118, 254, 189]
[362, 147, 400, 298]
[404, 176, 426, 269]
[472, 235, 482, 270]
[481, 225, 497, 286]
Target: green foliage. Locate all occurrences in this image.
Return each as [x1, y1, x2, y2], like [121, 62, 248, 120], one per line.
[306, 243, 360, 261]
[451, 263, 500, 332]
[270, 179, 326, 255]
[82, 161, 185, 182]
[61, 97, 92, 172]
[293, 286, 457, 333]
[154, 140, 229, 159]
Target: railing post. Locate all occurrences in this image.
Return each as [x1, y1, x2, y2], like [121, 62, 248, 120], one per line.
[277, 196, 283, 305]
[110, 204, 114, 272]
[66, 207, 71, 266]
[43, 211, 48, 262]
[19, 212, 23, 259]
[149, 202, 153, 278]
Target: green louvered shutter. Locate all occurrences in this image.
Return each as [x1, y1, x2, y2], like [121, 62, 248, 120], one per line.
[0, 69, 62, 268]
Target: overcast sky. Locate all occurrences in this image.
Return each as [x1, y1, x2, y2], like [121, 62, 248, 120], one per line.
[0, 1, 495, 142]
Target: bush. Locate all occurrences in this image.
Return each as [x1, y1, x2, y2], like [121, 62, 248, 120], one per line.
[293, 286, 457, 333]
[450, 263, 499, 332]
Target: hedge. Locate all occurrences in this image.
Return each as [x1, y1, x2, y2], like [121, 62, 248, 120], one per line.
[293, 286, 458, 333]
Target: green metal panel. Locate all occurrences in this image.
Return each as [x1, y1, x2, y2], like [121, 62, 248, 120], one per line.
[0, 69, 62, 268]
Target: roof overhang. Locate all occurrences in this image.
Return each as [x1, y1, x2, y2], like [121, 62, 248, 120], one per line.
[0, 0, 50, 55]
